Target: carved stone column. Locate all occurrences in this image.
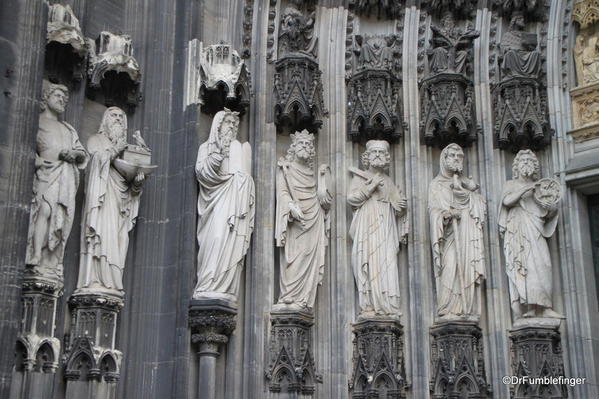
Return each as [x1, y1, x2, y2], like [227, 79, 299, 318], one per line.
[189, 298, 237, 399]
[430, 321, 489, 399]
[63, 293, 123, 399]
[266, 309, 320, 396]
[350, 318, 405, 399]
[10, 277, 61, 399]
[508, 324, 567, 399]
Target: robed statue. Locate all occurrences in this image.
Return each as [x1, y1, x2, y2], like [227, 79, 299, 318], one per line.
[428, 143, 486, 320]
[499, 150, 562, 321]
[348, 140, 408, 318]
[77, 107, 151, 296]
[274, 130, 331, 311]
[500, 12, 541, 79]
[428, 12, 479, 75]
[25, 81, 88, 283]
[193, 109, 255, 304]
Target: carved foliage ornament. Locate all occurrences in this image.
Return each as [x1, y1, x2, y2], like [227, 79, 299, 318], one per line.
[274, 55, 326, 132]
[347, 35, 405, 143]
[88, 32, 142, 109]
[350, 320, 405, 399]
[348, 0, 403, 20]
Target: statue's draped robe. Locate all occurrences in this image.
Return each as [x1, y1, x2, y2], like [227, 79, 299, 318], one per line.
[428, 173, 486, 318]
[275, 160, 328, 309]
[194, 141, 255, 299]
[500, 30, 540, 78]
[77, 135, 139, 293]
[348, 171, 408, 316]
[26, 121, 87, 281]
[499, 180, 558, 309]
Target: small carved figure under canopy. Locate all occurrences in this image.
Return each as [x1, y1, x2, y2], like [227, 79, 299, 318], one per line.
[25, 81, 88, 283]
[77, 107, 152, 296]
[428, 144, 486, 320]
[278, 0, 317, 57]
[348, 140, 408, 318]
[500, 12, 541, 79]
[274, 130, 331, 311]
[428, 13, 479, 75]
[499, 150, 562, 323]
[193, 109, 255, 304]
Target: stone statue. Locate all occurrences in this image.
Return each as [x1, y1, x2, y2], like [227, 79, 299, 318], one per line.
[428, 143, 486, 320]
[428, 13, 479, 75]
[278, 0, 317, 57]
[499, 12, 541, 79]
[193, 109, 255, 304]
[25, 81, 88, 282]
[353, 35, 400, 72]
[499, 150, 562, 321]
[77, 107, 149, 296]
[574, 30, 599, 85]
[348, 140, 408, 318]
[274, 130, 331, 311]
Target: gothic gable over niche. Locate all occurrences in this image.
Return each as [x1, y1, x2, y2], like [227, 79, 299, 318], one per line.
[45, 4, 88, 85]
[420, 11, 480, 148]
[347, 34, 405, 143]
[87, 31, 142, 111]
[273, 0, 326, 133]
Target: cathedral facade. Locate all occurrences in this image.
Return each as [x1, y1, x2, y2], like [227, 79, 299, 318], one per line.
[0, 0, 598, 398]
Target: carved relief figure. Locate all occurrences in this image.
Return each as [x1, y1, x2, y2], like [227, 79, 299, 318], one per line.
[428, 143, 486, 319]
[574, 30, 599, 85]
[77, 107, 149, 296]
[499, 150, 562, 320]
[278, 0, 317, 56]
[25, 82, 88, 282]
[348, 140, 408, 318]
[499, 12, 541, 79]
[275, 131, 331, 311]
[353, 35, 400, 72]
[429, 12, 479, 75]
[193, 109, 255, 303]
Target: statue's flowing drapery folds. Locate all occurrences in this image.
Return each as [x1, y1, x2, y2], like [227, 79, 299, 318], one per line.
[194, 110, 255, 302]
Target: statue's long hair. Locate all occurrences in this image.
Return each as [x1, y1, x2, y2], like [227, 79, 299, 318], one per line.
[285, 130, 316, 169]
[512, 149, 540, 180]
[361, 139, 391, 170]
[98, 107, 128, 144]
[40, 81, 68, 112]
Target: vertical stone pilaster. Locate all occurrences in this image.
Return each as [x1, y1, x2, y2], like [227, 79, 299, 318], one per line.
[189, 298, 237, 399]
[350, 318, 406, 399]
[64, 293, 123, 399]
[429, 321, 489, 399]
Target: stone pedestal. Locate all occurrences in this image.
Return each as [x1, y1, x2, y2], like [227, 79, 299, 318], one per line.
[509, 323, 567, 399]
[189, 298, 237, 399]
[430, 321, 489, 399]
[10, 277, 62, 399]
[266, 309, 320, 395]
[350, 318, 405, 399]
[64, 293, 123, 399]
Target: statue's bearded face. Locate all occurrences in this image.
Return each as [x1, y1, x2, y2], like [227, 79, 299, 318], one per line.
[219, 115, 238, 149]
[517, 154, 537, 178]
[443, 147, 464, 173]
[367, 146, 389, 169]
[46, 89, 67, 114]
[105, 109, 127, 141]
[294, 137, 313, 161]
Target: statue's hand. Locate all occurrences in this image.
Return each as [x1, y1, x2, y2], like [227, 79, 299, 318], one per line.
[288, 201, 305, 223]
[133, 172, 145, 186]
[397, 198, 407, 209]
[317, 189, 332, 210]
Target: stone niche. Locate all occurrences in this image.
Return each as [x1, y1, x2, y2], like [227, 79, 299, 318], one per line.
[346, 34, 405, 143]
[87, 31, 142, 111]
[420, 10, 480, 148]
[570, 0, 599, 144]
[491, 6, 552, 152]
[45, 4, 88, 85]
